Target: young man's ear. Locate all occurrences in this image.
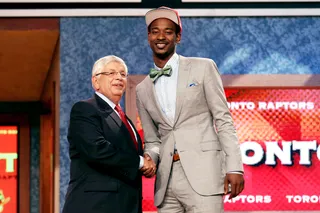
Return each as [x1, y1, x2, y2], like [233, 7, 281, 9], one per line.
[147, 31, 151, 44]
[176, 33, 181, 44]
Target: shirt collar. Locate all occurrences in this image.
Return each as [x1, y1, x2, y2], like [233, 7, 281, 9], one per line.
[154, 53, 179, 70]
[95, 91, 118, 109]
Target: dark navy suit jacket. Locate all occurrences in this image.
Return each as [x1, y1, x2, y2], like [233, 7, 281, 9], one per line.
[62, 94, 143, 213]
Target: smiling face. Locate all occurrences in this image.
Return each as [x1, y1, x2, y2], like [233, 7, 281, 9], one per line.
[92, 61, 127, 105]
[148, 18, 181, 64]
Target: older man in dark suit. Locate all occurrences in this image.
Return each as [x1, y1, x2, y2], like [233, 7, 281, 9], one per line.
[62, 55, 156, 213]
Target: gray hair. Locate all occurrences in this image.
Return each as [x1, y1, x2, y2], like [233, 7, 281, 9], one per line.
[91, 55, 128, 77]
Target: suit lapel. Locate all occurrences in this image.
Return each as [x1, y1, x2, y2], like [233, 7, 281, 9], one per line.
[94, 94, 138, 152]
[94, 94, 122, 128]
[146, 77, 173, 127]
[174, 56, 191, 124]
[109, 110, 123, 128]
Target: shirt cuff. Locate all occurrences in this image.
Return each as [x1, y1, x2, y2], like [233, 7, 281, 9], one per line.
[227, 171, 243, 175]
[139, 156, 144, 169]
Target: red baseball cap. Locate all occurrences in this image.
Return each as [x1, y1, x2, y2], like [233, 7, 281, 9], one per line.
[145, 6, 182, 33]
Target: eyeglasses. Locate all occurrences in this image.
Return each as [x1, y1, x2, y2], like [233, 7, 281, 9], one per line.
[95, 71, 128, 78]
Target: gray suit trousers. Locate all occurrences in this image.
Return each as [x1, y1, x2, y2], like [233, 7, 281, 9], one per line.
[158, 161, 223, 213]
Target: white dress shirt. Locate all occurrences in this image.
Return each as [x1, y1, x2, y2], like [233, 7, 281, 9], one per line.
[154, 53, 180, 124]
[95, 91, 144, 169]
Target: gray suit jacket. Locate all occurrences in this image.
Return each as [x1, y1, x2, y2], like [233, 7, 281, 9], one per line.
[136, 55, 243, 207]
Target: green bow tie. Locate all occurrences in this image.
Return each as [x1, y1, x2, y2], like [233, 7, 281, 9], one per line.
[149, 65, 172, 83]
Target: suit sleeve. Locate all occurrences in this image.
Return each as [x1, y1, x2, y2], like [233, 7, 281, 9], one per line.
[69, 101, 140, 180]
[203, 59, 244, 173]
[136, 87, 161, 164]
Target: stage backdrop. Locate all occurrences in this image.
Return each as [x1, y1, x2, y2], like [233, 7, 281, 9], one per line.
[60, 17, 320, 212]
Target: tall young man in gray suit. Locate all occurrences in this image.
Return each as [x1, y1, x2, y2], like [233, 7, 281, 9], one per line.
[136, 7, 245, 213]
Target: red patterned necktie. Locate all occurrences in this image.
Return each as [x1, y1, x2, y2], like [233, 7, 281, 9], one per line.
[115, 105, 138, 150]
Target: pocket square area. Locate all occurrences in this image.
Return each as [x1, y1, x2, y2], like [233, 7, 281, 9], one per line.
[188, 83, 198, 87]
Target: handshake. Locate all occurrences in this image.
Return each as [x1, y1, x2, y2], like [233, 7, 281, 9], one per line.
[140, 153, 157, 178]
